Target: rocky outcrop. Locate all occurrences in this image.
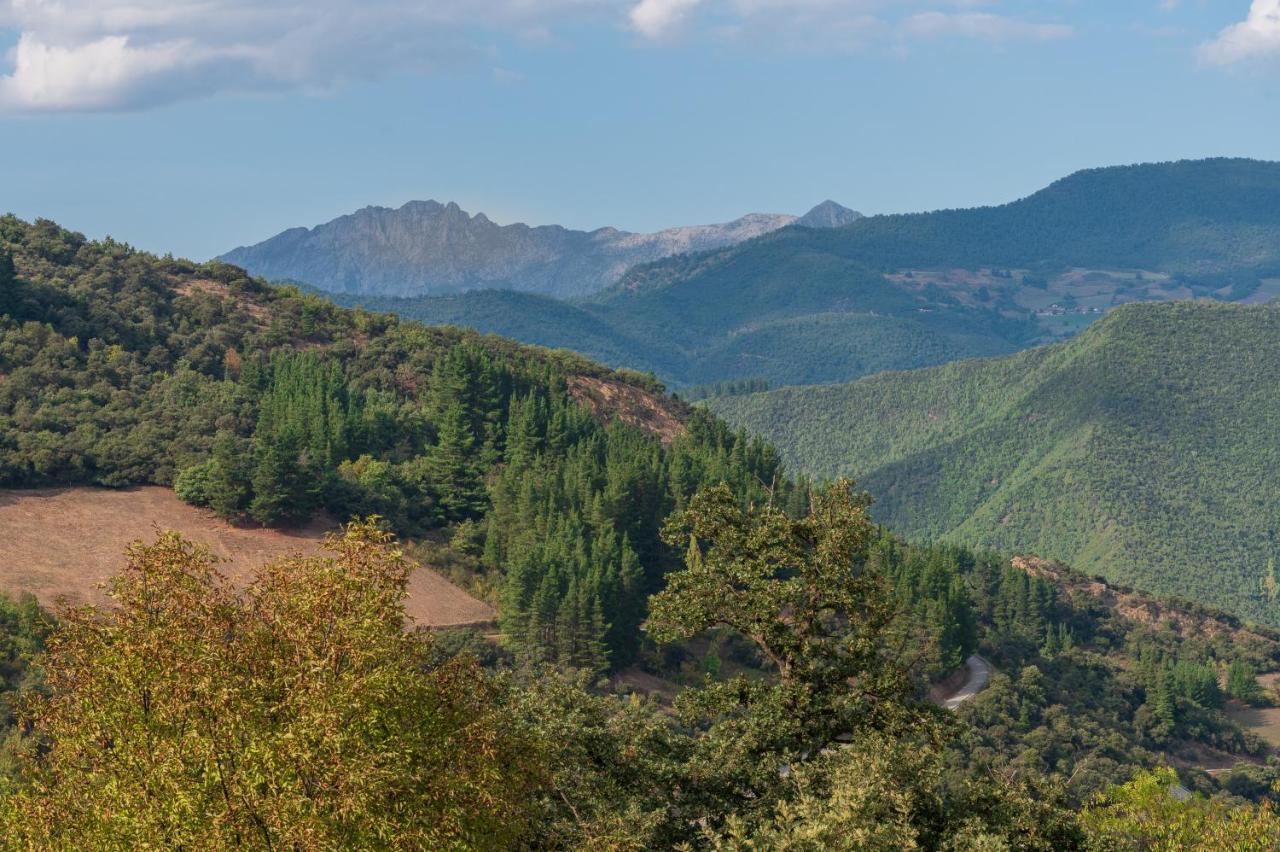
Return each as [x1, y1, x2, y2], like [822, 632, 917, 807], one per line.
[219, 199, 857, 299]
[796, 200, 863, 229]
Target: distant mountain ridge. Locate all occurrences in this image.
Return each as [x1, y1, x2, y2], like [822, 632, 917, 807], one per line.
[219, 200, 861, 299]
[304, 159, 1280, 392]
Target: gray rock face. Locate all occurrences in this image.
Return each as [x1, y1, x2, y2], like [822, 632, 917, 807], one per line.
[796, 200, 863, 229]
[218, 200, 852, 298]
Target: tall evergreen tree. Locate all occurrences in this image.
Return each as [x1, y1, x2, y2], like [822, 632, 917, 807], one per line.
[0, 251, 17, 317]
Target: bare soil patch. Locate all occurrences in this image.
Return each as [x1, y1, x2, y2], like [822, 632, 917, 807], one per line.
[0, 486, 495, 629]
[568, 376, 686, 443]
[1226, 699, 1280, 751]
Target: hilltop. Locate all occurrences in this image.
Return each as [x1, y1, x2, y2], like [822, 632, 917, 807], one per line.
[0, 213, 789, 674]
[708, 300, 1280, 626]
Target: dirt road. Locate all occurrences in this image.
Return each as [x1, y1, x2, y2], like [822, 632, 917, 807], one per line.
[940, 655, 992, 710]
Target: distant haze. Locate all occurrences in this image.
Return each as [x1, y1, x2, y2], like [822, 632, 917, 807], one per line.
[219, 200, 862, 299]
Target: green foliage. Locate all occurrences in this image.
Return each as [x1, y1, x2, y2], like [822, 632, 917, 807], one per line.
[682, 377, 771, 402]
[872, 543, 1279, 804]
[1228, 661, 1263, 704]
[1081, 767, 1280, 850]
[711, 300, 1280, 627]
[0, 252, 17, 319]
[708, 733, 1083, 851]
[0, 593, 48, 793]
[0, 523, 539, 848]
[491, 407, 791, 670]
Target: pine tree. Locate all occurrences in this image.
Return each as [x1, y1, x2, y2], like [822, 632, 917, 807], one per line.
[428, 402, 485, 520]
[0, 250, 18, 317]
[1227, 661, 1262, 703]
[1154, 665, 1177, 731]
[207, 432, 251, 519]
[249, 438, 308, 526]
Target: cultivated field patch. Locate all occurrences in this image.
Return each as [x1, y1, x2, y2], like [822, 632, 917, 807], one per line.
[0, 486, 495, 628]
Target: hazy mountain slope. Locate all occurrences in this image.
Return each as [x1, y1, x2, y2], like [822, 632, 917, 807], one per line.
[325, 288, 681, 379]
[220, 201, 858, 299]
[708, 301, 1280, 626]
[795, 200, 863, 229]
[328, 283, 1019, 389]
[299, 160, 1280, 391]
[622, 159, 1280, 301]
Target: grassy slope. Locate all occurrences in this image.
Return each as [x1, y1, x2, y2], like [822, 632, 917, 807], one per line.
[709, 301, 1280, 626]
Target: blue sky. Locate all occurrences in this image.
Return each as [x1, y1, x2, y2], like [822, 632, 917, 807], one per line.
[0, 1, 1278, 260]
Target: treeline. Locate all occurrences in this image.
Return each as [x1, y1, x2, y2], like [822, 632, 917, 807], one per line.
[680, 377, 770, 402]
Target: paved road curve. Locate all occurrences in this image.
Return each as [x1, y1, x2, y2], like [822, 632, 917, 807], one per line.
[942, 655, 992, 710]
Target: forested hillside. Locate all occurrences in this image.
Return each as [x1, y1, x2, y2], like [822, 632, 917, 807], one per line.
[0, 215, 797, 672]
[709, 300, 1280, 627]
[335, 159, 1280, 390]
[4, 492, 1280, 846]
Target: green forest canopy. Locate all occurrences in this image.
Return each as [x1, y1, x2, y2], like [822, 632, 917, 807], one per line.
[709, 299, 1280, 628]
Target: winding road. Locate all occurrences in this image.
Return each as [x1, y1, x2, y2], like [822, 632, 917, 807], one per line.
[940, 655, 992, 710]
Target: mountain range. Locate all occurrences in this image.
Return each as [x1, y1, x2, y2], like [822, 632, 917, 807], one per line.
[219, 199, 861, 299]
[707, 299, 1280, 628]
[320, 159, 1280, 390]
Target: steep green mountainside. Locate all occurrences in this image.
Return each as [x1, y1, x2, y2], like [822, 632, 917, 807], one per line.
[336, 159, 1280, 390]
[323, 288, 680, 379]
[328, 288, 1013, 388]
[708, 300, 1280, 626]
[0, 215, 795, 673]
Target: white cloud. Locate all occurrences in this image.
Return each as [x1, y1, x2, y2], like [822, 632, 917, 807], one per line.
[0, 0, 1079, 113]
[630, 0, 702, 38]
[1199, 0, 1280, 65]
[640, 1, 1073, 49]
[0, 0, 608, 113]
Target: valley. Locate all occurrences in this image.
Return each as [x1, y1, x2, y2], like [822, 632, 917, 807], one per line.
[7, 192, 1280, 843]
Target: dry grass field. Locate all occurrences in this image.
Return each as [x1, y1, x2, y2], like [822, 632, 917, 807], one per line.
[0, 486, 495, 629]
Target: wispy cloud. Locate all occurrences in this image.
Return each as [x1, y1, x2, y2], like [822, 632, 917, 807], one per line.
[1199, 0, 1280, 65]
[901, 12, 1073, 43]
[628, 1, 1074, 48]
[0, 0, 1078, 113]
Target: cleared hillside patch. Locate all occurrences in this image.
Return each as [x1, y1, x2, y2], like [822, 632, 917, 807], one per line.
[0, 486, 495, 628]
